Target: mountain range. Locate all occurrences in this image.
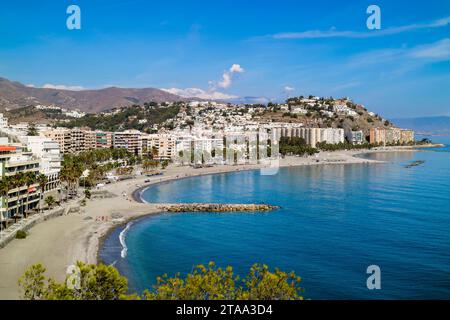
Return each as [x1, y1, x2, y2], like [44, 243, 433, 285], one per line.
[0, 77, 186, 113]
[392, 116, 450, 135]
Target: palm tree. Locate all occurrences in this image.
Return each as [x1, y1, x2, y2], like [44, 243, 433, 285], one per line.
[0, 178, 11, 229]
[5, 176, 20, 223]
[178, 151, 185, 165]
[36, 174, 48, 213]
[151, 146, 158, 159]
[45, 196, 55, 210]
[14, 172, 26, 220]
[59, 167, 69, 202]
[24, 171, 37, 216]
[84, 189, 91, 200]
[61, 159, 83, 199]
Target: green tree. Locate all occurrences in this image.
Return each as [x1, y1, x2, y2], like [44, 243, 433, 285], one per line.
[18, 264, 48, 300]
[19, 262, 132, 300]
[19, 262, 305, 300]
[279, 137, 318, 157]
[239, 264, 303, 300]
[24, 171, 37, 215]
[151, 146, 159, 159]
[0, 179, 11, 209]
[161, 160, 169, 170]
[45, 196, 55, 209]
[145, 262, 237, 300]
[27, 123, 38, 136]
[15, 172, 26, 218]
[36, 174, 48, 212]
[60, 158, 83, 198]
[146, 262, 304, 300]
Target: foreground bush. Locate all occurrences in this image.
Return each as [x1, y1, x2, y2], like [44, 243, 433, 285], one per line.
[19, 262, 304, 300]
[19, 262, 131, 300]
[16, 230, 27, 239]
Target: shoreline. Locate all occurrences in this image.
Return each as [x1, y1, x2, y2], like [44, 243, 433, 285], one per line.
[98, 146, 420, 264]
[0, 145, 439, 299]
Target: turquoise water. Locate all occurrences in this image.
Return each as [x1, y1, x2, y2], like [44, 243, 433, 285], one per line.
[100, 138, 450, 299]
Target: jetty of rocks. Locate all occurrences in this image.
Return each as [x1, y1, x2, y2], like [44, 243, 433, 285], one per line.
[157, 203, 279, 213]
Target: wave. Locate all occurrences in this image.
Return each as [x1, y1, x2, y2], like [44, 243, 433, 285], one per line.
[119, 221, 133, 259]
[140, 188, 149, 203]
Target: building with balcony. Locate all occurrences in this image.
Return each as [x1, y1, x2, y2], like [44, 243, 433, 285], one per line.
[144, 134, 177, 160]
[96, 131, 113, 149]
[22, 136, 62, 198]
[44, 128, 72, 154]
[370, 128, 415, 145]
[113, 130, 142, 156]
[0, 144, 41, 227]
[345, 130, 365, 144]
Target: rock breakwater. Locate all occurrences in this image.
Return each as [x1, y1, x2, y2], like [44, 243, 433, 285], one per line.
[157, 203, 279, 213]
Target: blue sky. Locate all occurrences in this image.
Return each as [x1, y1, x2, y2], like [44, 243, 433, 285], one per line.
[0, 0, 449, 117]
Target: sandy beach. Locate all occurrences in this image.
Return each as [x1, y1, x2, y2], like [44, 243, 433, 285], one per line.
[0, 146, 432, 299]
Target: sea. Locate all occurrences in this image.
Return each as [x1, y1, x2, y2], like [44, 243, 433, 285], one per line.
[100, 137, 450, 299]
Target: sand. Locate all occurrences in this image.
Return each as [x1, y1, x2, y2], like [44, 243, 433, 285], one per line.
[0, 147, 425, 299]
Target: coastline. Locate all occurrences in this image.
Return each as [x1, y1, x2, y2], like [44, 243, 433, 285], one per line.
[0, 145, 436, 299]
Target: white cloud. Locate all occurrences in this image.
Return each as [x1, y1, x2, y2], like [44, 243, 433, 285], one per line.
[162, 87, 238, 100]
[163, 64, 245, 100]
[215, 63, 245, 89]
[409, 38, 450, 60]
[283, 86, 295, 93]
[42, 83, 86, 91]
[345, 38, 450, 70]
[230, 64, 245, 73]
[218, 73, 232, 89]
[271, 16, 450, 40]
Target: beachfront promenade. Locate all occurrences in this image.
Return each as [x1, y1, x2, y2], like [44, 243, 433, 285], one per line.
[0, 147, 420, 299]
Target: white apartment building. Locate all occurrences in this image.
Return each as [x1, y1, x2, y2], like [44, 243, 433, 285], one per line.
[320, 128, 345, 144]
[64, 110, 86, 118]
[0, 113, 8, 128]
[291, 106, 308, 115]
[175, 136, 224, 165]
[22, 136, 62, 197]
[333, 104, 358, 117]
[273, 124, 344, 148]
[0, 144, 41, 223]
[345, 130, 365, 144]
[24, 137, 61, 169]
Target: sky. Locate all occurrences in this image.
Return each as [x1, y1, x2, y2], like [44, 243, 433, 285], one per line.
[0, 0, 449, 118]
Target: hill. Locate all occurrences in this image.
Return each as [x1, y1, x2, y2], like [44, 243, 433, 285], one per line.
[0, 76, 186, 113]
[259, 97, 392, 137]
[57, 103, 181, 132]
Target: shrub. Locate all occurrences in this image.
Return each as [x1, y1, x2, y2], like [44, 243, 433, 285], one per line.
[16, 230, 27, 239]
[19, 261, 305, 300]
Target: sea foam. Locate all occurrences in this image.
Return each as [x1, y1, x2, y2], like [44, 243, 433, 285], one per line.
[119, 222, 133, 258]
